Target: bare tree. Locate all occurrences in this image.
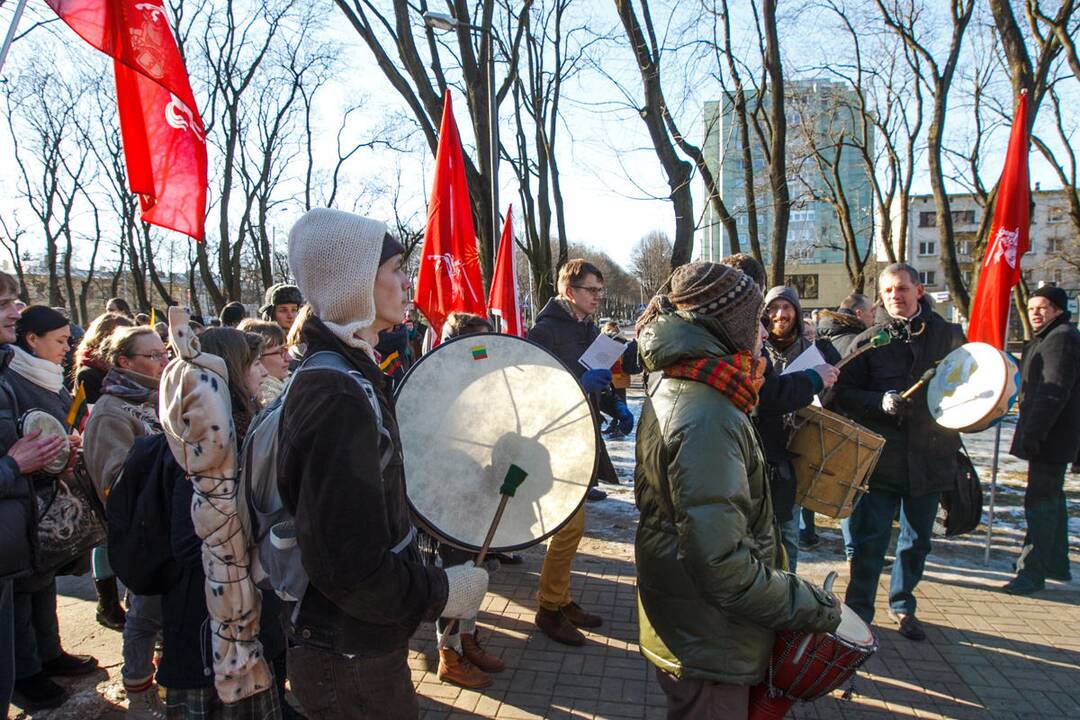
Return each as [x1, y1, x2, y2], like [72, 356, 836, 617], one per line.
[333, 0, 532, 283]
[630, 230, 672, 297]
[876, 0, 976, 316]
[0, 216, 30, 302]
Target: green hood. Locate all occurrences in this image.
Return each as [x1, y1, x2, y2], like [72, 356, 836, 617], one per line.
[637, 313, 736, 372]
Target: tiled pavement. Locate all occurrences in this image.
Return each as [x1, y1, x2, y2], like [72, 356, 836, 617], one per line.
[407, 494, 1080, 720]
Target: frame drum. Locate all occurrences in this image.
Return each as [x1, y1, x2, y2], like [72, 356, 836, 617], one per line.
[396, 333, 597, 552]
[18, 409, 70, 475]
[926, 342, 1019, 433]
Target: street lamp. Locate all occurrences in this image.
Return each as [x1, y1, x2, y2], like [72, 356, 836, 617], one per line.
[422, 11, 500, 274]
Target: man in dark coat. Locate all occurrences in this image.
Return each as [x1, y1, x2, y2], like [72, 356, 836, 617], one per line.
[817, 293, 874, 364]
[1003, 286, 1080, 595]
[831, 264, 964, 640]
[527, 259, 614, 646]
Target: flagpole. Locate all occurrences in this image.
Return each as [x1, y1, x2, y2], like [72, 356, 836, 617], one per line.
[0, 0, 29, 76]
[984, 299, 1015, 565]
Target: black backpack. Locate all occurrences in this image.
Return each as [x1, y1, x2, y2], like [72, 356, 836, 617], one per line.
[106, 433, 182, 595]
[940, 442, 983, 536]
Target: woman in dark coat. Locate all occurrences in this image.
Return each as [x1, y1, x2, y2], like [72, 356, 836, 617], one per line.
[7, 307, 98, 711]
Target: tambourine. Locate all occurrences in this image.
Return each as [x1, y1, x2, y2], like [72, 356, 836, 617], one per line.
[18, 409, 71, 475]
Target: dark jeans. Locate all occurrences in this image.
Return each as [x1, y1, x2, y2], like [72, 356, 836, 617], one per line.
[1, 579, 14, 718]
[1018, 462, 1070, 582]
[287, 644, 417, 720]
[13, 578, 61, 679]
[845, 488, 940, 623]
[655, 667, 748, 720]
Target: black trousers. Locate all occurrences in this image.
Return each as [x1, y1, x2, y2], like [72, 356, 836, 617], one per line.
[288, 644, 417, 720]
[1018, 461, 1070, 581]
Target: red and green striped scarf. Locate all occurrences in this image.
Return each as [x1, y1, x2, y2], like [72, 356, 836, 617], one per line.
[662, 351, 766, 413]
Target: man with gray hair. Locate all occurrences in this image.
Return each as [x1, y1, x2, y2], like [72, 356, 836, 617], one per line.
[831, 263, 963, 641]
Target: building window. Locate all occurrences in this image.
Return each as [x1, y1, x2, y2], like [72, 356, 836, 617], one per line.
[785, 274, 819, 300]
[1048, 207, 1065, 224]
[1048, 237, 1065, 253]
[919, 271, 936, 286]
[1052, 268, 1064, 284]
[918, 211, 936, 228]
[951, 210, 976, 225]
[918, 239, 937, 256]
[962, 270, 973, 286]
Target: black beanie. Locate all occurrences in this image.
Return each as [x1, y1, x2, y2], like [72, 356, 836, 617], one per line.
[379, 233, 405, 267]
[1031, 286, 1070, 318]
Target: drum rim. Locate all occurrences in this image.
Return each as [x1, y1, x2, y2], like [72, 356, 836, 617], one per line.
[395, 331, 598, 553]
[928, 342, 1010, 431]
[18, 408, 71, 474]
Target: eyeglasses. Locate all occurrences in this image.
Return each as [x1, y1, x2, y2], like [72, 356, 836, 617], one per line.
[261, 347, 289, 360]
[571, 285, 605, 297]
[127, 352, 168, 362]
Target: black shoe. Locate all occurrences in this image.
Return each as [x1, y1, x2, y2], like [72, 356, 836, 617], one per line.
[887, 610, 926, 641]
[586, 487, 607, 502]
[1046, 570, 1072, 582]
[798, 531, 820, 550]
[1001, 574, 1045, 595]
[12, 672, 66, 710]
[42, 651, 99, 677]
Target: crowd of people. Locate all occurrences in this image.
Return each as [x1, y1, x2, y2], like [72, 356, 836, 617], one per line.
[0, 206, 1074, 720]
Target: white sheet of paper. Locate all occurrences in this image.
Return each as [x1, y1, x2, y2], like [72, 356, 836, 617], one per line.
[780, 344, 826, 375]
[578, 333, 626, 371]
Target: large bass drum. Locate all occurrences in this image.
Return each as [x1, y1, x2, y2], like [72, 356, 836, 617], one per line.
[396, 333, 597, 553]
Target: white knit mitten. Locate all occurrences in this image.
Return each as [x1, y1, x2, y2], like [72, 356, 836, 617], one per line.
[442, 562, 489, 620]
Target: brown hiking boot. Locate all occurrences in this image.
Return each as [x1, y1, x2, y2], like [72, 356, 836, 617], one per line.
[560, 601, 602, 629]
[461, 633, 505, 673]
[535, 607, 585, 646]
[437, 648, 492, 689]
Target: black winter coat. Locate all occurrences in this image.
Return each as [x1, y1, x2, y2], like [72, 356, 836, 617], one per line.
[0, 347, 33, 581]
[831, 299, 965, 497]
[1010, 315, 1080, 464]
[277, 316, 448, 657]
[816, 309, 866, 365]
[527, 299, 597, 380]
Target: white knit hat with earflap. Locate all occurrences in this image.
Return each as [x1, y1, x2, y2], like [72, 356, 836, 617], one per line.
[288, 208, 387, 355]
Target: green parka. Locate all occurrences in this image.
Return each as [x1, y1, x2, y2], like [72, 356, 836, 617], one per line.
[634, 313, 840, 685]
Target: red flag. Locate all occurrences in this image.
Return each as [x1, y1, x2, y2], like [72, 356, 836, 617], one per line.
[487, 207, 523, 337]
[967, 92, 1030, 348]
[414, 90, 487, 335]
[46, 1, 208, 241]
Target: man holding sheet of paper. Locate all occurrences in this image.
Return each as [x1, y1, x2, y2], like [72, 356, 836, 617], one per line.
[526, 259, 623, 647]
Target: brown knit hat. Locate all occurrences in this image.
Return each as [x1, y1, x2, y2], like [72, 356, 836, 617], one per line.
[637, 262, 763, 351]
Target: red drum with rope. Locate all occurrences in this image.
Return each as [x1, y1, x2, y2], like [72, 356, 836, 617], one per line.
[749, 575, 878, 719]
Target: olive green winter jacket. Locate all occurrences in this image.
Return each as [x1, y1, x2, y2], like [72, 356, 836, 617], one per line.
[634, 313, 840, 685]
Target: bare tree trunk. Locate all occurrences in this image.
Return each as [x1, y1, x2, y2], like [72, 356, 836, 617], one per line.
[761, 0, 789, 287]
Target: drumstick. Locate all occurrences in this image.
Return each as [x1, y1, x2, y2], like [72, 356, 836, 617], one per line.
[900, 367, 938, 400]
[438, 464, 529, 649]
[835, 329, 891, 371]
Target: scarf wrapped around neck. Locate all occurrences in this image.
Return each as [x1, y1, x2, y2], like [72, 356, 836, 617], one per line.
[9, 345, 65, 394]
[662, 351, 766, 414]
[101, 367, 158, 405]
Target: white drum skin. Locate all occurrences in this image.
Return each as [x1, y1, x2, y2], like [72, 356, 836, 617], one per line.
[927, 342, 1019, 433]
[396, 333, 596, 552]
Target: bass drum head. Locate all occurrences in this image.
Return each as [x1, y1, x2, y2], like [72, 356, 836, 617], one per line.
[18, 409, 70, 475]
[396, 333, 596, 552]
[927, 342, 1008, 431]
[837, 603, 875, 648]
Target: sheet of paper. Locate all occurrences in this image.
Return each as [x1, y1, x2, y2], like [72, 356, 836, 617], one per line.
[578, 332, 626, 371]
[780, 344, 826, 375]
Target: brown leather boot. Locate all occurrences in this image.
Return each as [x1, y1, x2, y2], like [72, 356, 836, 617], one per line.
[535, 607, 585, 646]
[437, 648, 493, 689]
[461, 633, 505, 673]
[560, 601, 602, 629]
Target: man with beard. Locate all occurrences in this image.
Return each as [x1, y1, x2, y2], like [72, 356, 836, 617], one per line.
[719, 260, 837, 572]
[1003, 286, 1079, 595]
[831, 264, 964, 640]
